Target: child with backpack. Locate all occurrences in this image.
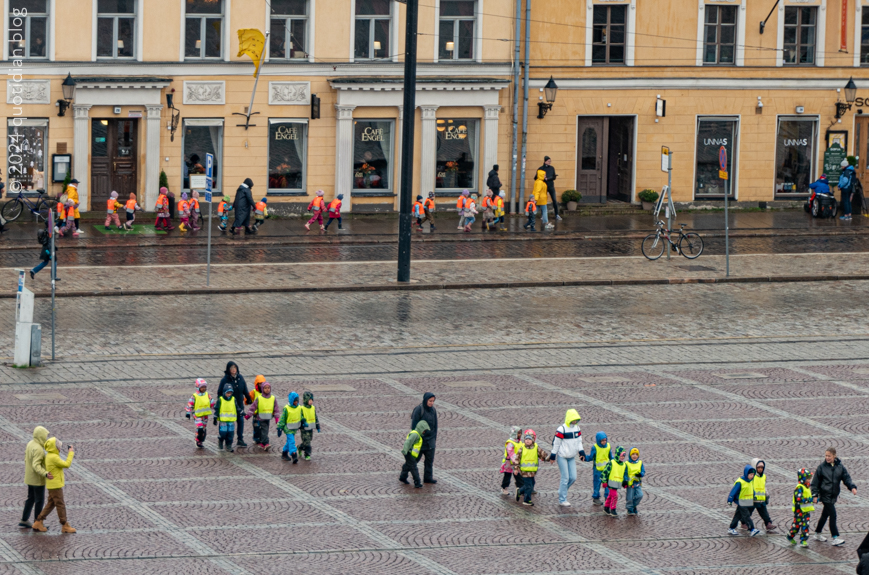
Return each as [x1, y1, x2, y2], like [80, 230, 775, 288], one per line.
[217, 195, 233, 232]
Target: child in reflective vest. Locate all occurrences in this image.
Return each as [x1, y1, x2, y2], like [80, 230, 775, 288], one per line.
[324, 195, 343, 231]
[421, 192, 436, 231]
[400, 419, 430, 488]
[278, 391, 305, 463]
[625, 447, 645, 515]
[588, 431, 613, 505]
[727, 464, 759, 536]
[105, 191, 123, 230]
[248, 375, 265, 444]
[305, 190, 326, 231]
[190, 191, 202, 230]
[494, 191, 506, 231]
[299, 390, 320, 460]
[512, 429, 551, 506]
[413, 195, 425, 230]
[178, 192, 191, 232]
[602, 446, 628, 516]
[500, 426, 525, 495]
[481, 190, 495, 230]
[245, 381, 279, 450]
[185, 378, 214, 448]
[58, 201, 77, 237]
[123, 192, 141, 231]
[214, 386, 237, 452]
[456, 189, 469, 229]
[154, 187, 172, 230]
[788, 468, 814, 547]
[523, 196, 537, 231]
[253, 198, 268, 230]
[463, 194, 478, 232]
[217, 195, 233, 232]
[742, 458, 776, 532]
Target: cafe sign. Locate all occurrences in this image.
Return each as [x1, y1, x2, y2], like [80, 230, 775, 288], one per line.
[361, 127, 384, 142]
[274, 125, 300, 141]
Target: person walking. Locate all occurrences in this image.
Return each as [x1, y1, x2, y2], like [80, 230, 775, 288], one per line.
[532, 169, 552, 230]
[64, 179, 83, 234]
[539, 156, 561, 221]
[231, 178, 255, 235]
[811, 447, 857, 546]
[410, 392, 438, 484]
[549, 409, 585, 507]
[20, 426, 52, 528]
[217, 361, 250, 448]
[838, 159, 857, 220]
[486, 165, 502, 197]
[31, 437, 75, 533]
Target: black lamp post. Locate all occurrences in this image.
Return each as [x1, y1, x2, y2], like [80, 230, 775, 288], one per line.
[57, 73, 76, 117]
[537, 76, 558, 119]
[835, 77, 858, 119]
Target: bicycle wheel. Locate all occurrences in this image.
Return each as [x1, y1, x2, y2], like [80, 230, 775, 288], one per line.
[679, 232, 704, 259]
[1, 198, 23, 222]
[641, 233, 665, 260]
[34, 199, 51, 223]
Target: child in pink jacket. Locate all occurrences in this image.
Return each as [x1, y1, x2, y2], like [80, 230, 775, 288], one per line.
[500, 426, 525, 495]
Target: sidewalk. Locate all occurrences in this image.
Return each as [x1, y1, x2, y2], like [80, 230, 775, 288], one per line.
[10, 252, 869, 298]
[2, 209, 868, 250]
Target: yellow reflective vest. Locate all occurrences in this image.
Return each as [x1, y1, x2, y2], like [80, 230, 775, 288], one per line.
[256, 395, 276, 419]
[302, 404, 317, 430]
[406, 430, 423, 458]
[735, 478, 754, 507]
[218, 396, 237, 422]
[626, 459, 643, 487]
[193, 393, 212, 418]
[502, 439, 521, 464]
[608, 460, 627, 488]
[283, 404, 303, 430]
[753, 473, 767, 502]
[594, 445, 611, 471]
[792, 484, 814, 513]
[519, 443, 539, 473]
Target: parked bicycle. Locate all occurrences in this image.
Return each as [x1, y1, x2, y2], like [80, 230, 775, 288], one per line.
[1, 189, 52, 223]
[641, 220, 704, 260]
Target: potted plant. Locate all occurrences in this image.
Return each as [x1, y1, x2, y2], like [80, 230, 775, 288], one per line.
[638, 189, 659, 210]
[561, 189, 581, 211]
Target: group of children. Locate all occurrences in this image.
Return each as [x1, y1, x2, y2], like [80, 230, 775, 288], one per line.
[305, 190, 343, 231]
[449, 189, 508, 233]
[185, 377, 320, 462]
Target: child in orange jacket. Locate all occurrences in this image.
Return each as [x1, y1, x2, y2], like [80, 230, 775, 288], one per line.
[105, 191, 123, 230]
[305, 190, 326, 231]
[123, 193, 141, 230]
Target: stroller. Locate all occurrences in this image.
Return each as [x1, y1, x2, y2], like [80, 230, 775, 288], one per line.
[804, 175, 837, 218]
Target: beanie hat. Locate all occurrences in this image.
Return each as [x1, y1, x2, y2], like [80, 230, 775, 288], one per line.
[428, 192, 435, 198]
[819, 174, 827, 180]
[798, 468, 812, 483]
[509, 425, 522, 440]
[195, 378, 207, 391]
[192, 190, 199, 198]
[544, 155, 551, 161]
[337, 194, 344, 200]
[841, 159, 850, 168]
[223, 195, 231, 202]
[261, 382, 271, 394]
[160, 187, 168, 194]
[261, 197, 267, 203]
[223, 386, 233, 396]
[499, 191, 506, 197]
[303, 390, 314, 404]
[243, 178, 255, 187]
[316, 190, 325, 197]
[462, 189, 470, 196]
[417, 195, 423, 200]
[110, 191, 118, 199]
[629, 447, 639, 460]
[181, 192, 188, 200]
[524, 428, 536, 441]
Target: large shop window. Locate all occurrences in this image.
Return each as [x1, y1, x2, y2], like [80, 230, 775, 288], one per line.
[185, 0, 223, 59]
[592, 5, 626, 65]
[435, 118, 478, 191]
[694, 117, 738, 198]
[783, 6, 816, 66]
[775, 117, 817, 197]
[7, 119, 47, 194]
[703, 5, 736, 65]
[355, 0, 390, 60]
[268, 120, 307, 195]
[439, 0, 475, 60]
[97, 0, 135, 59]
[353, 120, 393, 193]
[8, 0, 49, 59]
[269, 0, 308, 59]
[182, 119, 222, 192]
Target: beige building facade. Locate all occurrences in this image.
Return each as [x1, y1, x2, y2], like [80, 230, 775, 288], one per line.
[2, 0, 869, 212]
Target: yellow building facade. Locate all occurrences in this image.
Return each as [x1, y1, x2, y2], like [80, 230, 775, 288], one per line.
[1, 0, 868, 212]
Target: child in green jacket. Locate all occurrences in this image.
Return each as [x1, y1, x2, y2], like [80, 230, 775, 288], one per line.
[400, 420, 430, 488]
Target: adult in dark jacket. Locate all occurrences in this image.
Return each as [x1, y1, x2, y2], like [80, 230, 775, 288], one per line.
[811, 447, 857, 545]
[538, 156, 560, 220]
[486, 165, 502, 195]
[410, 392, 438, 484]
[217, 361, 250, 447]
[231, 178, 255, 234]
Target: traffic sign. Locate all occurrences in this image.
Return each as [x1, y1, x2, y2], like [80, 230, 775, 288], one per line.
[205, 153, 213, 192]
[661, 146, 670, 173]
[205, 191, 212, 202]
[719, 146, 727, 171]
[719, 170, 728, 180]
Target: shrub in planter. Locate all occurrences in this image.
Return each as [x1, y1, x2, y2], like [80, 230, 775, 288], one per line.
[638, 189, 659, 210]
[561, 189, 581, 210]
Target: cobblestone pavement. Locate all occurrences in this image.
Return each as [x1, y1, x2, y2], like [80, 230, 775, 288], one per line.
[1, 281, 869, 573]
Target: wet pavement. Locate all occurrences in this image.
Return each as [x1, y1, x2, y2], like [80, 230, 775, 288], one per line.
[1, 279, 869, 573]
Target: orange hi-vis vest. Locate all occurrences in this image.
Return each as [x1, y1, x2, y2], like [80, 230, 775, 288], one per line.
[456, 196, 468, 210]
[413, 201, 424, 216]
[495, 197, 504, 209]
[107, 199, 120, 213]
[191, 198, 200, 211]
[57, 201, 66, 219]
[156, 195, 168, 210]
[125, 199, 137, 212]
[424, 198, 435, 210]
[328, 199, 341, 211]
[311, 197, 325, 211]
[178, 200, 189, 214]
[255, 201, 267, 215]
[218, 202, 229, 214]
[526, 200, 536, 212]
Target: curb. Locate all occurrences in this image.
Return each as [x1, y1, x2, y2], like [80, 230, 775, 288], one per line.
[15, 274, 869, 298]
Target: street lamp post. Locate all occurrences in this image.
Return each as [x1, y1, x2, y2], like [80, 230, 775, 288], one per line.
[397, 0, 419, 283]
[537, 76, 558, 119]
[56, 73, 76, 117]
[835, 77, 858, 119]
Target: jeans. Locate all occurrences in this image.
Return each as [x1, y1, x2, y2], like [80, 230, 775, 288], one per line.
[729, 505, 755, 530]
[540, 205, 549, 225]
[521, 475, 536, 503]
[419, 448, 436, 482]
[557, 456, 577, 503]
[31, 260, 49, 275]
[842, 190, 852, 215]
[592, 468, 609, 499]
[815, 502, 839, 537]
[22, 484, 45, 522]
[325, 216, 342, 229]
[625, 484, 643, 512]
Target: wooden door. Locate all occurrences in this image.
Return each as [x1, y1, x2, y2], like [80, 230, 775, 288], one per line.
[90, 119, 138, 211]
[615, 118, 633, 202]
[576, 118, 604, 203]
[112, 120, 138, 199]
[856, 116, 869, 191]
[91, 120, 112, 209]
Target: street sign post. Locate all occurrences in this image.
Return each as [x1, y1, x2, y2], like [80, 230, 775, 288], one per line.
[205, 153, 214, 287]
[49, 209, 56, 360]
[720, 145, 730, 277]
[658, 148, 674, 259]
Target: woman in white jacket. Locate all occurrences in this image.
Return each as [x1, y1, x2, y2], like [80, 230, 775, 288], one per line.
[550, 409, 585, 507]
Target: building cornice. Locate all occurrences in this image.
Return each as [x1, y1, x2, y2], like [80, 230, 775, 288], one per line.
[530, 77, 869, 90]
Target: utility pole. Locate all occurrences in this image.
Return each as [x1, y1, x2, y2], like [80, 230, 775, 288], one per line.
[397, 0, 419, 283]
[509, 0, 522, 213]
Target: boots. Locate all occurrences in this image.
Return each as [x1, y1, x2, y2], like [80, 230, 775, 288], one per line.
[61, 523, 76, 534]
[31, 520, 47, 532]
[218, 438, 224, 450]
[292, 452, 298, 464]
[281, 452, 290, 461]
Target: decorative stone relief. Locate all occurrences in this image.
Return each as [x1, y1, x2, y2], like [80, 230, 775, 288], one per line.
[269, 82, 311, 105]
[183, 81, 225, 105]
[6, 80, 50, 104]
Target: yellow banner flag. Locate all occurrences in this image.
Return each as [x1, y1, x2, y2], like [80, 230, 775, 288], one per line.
[237, 29, 266, 77]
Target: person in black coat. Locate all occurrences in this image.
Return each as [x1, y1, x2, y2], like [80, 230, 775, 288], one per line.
[29, 228, 57, 280]
[217, 361, 250, 447]
[231, 178, 255, 235]
[811, 447, 857, 545]
[410, 392, 438, 484]
[486, 165, 502, 195]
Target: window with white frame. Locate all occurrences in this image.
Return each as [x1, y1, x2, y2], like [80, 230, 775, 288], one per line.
[97, 0, 135, 59]
[439, 0, 475, 60]
[703, 5, 736, 65]
[783, 6, 816, 66]
[185, 0, 223, 59]
[7, 0, 48, 59]
[354, 0, 390, 60]
[774, 116, 817, 197]
[182, 120, 223, 193]
[592, 4, 626, 65]
[7, 119, 47, 193]
[270, 0, 308, 59]
[268, 120, 307, 194]
[861, 9, 869, 65]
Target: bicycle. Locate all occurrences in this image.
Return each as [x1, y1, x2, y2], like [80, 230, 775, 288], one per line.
[1, 189, 52, 223]
[641, 220, 704, 260]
